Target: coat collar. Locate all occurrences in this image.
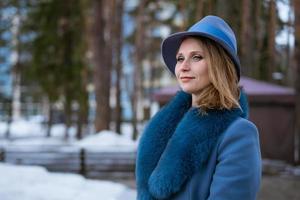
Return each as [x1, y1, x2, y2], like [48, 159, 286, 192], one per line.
[136, 90, 248, 199]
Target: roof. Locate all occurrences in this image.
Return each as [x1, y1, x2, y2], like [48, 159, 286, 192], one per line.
[153, 76, 295, 105]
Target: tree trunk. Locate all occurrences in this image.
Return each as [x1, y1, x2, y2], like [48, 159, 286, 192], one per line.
[12, 68, 21, 121]
[178, 0, 187, 30]
[114, 0, 124, 135]
[77, 94, 89, 139]
[76, 107, 83, 140]
[76, 67, 89, 140]
[286, 0, 293, 85]
[64, 100, 71, 139]
[206, 0, 217, 15]
[5, 100, 12, 139]
[46, 103, 53, 137]
[90, 0, 111, 132]
[253, 0, 262, 78]
[195, 0, 203, 20]
[9, 5, 22, 139]
[240, 0, 251, 76]
[267, 0, 276, 81]
[11, 11, 22, 122]
[131, 0, 147, 140]
[294, 0, 300, 164]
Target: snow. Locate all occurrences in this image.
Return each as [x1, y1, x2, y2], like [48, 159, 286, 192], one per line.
[0, 119, 139, 151]
[0, 119, 44, 138]
[0, 119, 76, 140]
[0, 163, 136, 200]
[75, 130, 137, 151]
[0, 118, 139, 200]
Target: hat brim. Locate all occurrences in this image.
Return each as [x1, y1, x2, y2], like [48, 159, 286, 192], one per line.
[161, 31, 241, 80]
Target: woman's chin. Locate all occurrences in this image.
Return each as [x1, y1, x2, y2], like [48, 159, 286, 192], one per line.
[181, 87, 205, 97]
[181, 88, 195, 94]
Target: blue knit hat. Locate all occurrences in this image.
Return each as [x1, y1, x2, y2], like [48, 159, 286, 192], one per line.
[162, 15, 241, 80]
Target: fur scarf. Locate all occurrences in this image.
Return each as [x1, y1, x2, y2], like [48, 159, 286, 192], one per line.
[136, 90, 248, 200]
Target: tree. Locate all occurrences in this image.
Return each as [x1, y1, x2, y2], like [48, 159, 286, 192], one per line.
[195, 0, 204, 20]
[267, 0, 277, 81]
[88, 0, 111, 132]
[113, 0, 124, 134]
[253, 0, 263, 78]
[294, 0, 300, 164]
[0, 1, 11, 138]
[240, 0, 252, 76]
[131, 0, 149, 140]
[0, 0, 28, 138]
[0, 1, 9, 65]
[25, 0, 88, 138]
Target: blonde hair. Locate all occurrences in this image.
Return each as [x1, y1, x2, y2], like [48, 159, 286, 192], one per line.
[191, 37, 240, 110]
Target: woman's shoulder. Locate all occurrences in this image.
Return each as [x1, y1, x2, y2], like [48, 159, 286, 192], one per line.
[226, 117, 258, 137]
[225, 117, 258, 134]
[217, 117, 260, 151]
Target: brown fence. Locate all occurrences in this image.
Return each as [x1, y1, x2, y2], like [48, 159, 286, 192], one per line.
[0, 145, 136, 180]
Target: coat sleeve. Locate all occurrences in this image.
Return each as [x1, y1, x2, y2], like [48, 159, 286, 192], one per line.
[208, 119, 262, 200]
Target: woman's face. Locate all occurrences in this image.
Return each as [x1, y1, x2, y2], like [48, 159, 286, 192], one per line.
[175, 37, 211, 95]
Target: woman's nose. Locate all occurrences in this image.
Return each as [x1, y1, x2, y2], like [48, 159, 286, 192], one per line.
[180, 60, 190, 71]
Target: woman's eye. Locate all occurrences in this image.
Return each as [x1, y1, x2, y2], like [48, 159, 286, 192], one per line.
[192, 55, 203, 61]
[176, 56, 184, 62]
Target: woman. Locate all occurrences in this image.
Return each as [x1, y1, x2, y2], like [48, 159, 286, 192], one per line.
[136, 15, 261, 200]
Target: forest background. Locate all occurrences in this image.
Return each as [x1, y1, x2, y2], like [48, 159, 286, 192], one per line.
[0, 0, 299, 142]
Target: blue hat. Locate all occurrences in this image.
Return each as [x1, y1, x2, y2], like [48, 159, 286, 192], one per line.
[161, 15, 241, 80]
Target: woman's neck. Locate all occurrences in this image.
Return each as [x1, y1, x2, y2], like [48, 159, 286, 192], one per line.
[192, 93, 199, 107]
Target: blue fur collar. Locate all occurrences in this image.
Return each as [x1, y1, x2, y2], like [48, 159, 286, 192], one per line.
[136, 90, 248, 200]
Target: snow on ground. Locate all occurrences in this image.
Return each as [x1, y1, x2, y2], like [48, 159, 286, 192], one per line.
[0, 119, 44, 138]
[0, 163, 136, 200]
[0, 118, 139, 200]
[75, 130, 137, 151]
[0, 118, 139, 151]
[0, 119, 139, 199]
[0, 119, 76, 140]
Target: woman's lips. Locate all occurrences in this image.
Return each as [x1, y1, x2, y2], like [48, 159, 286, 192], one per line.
[180, 76, 195, 82]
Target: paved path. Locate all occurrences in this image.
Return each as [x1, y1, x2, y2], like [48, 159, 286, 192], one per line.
[115, 175, 300, 200]
[258, 175, 300, 200]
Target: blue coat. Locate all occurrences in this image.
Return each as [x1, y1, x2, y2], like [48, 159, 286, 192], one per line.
[172, 117, 261, 200]
[136, 91, 261, 200]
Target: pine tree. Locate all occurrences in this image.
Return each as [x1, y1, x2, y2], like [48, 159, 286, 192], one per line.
[25, 0, 88, 139]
